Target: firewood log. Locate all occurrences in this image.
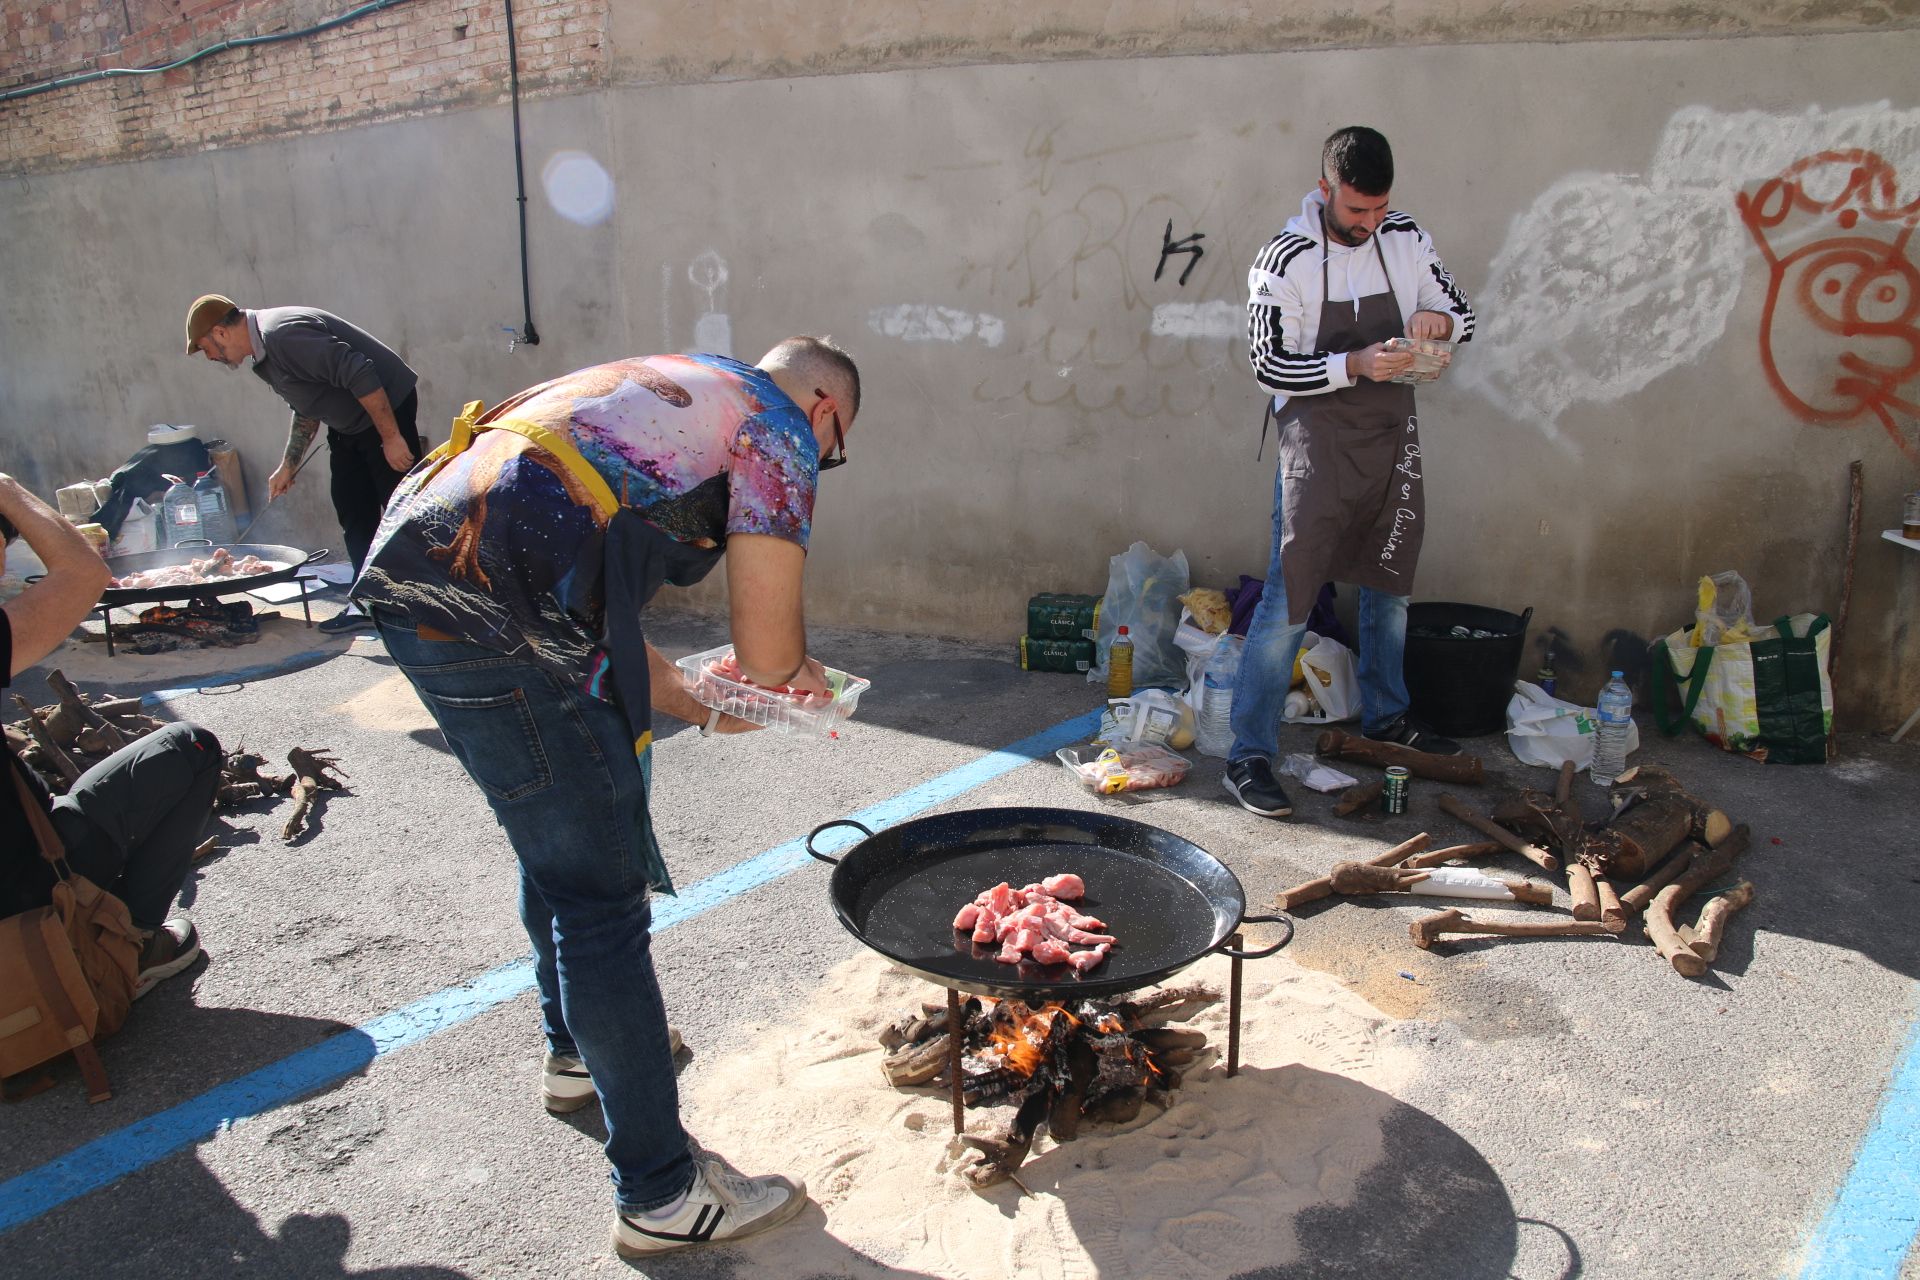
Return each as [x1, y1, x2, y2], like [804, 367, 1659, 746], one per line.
[1684, 881, 1755, 963]
[1316, 730, 1485, 784]
[1408, 908, 1617, 950]
[1133, 1028, 1208, 1054]
[88, 696, 145, 718]
[881, 1034, 951, 1087]
[1642, 828, 1752, 976]
[1646, 885, 1708, 976]
[75, 725, 127, 757]
[1274, 833, 1431, 910]
[1603, 796, 1695, 880]
[1327, 861, 1553, 904]
[1437, 794, 1559, 872]
[45, 670, 113, 747]
[1402, 841, 1505, 869]
[12, 698, 80, 786]
[1333, 779, 1385, 817]
[1622, 825, 1750, 916]
[282, 777, 321, 841]
[1567, 864, 1600, 921]
[1595, 877, 1627, 933]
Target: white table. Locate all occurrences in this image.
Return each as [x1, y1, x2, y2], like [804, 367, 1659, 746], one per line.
[1887, 530, 1920, 742]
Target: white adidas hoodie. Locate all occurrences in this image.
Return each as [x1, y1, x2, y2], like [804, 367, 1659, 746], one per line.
[1246, 187, 1474, 407]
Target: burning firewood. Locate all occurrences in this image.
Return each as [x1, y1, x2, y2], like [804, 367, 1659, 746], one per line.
[880, 984, 1223, 1187]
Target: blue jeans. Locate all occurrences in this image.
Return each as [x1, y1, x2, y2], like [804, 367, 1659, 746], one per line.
[374, 614, 692, 1214]
[1228, 470, 1412, 764]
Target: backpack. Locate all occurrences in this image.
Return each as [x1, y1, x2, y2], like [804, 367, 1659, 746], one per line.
[0, 756, 142, 1103]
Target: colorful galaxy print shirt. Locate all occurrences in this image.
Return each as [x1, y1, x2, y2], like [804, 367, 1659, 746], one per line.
[353, 354, 817, 680]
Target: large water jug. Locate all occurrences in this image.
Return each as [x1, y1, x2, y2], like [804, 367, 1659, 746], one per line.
[194, 471, 236, 545]
[160, 474, 202, 547]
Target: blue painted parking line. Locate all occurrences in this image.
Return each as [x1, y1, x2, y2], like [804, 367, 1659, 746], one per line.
[0, 707, 1099, 1235]
[1797, 1010, 1920, 1279]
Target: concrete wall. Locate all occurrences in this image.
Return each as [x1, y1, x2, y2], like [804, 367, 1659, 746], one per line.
[3, 30, 1918, 726]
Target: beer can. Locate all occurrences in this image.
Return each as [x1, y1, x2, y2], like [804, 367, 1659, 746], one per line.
[1383, 766, 1411, 815]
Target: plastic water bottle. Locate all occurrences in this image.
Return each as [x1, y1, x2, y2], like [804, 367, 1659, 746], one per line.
[1591, 670, 1634, 786]
[160, 474, 202, 547]
[194, 471, 236, 545]
[1194, 634, 1245, 758]
[1106, 625, 1134, 698]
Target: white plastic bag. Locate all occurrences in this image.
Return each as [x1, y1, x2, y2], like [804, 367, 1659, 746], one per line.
[1089, 542, 1191, 691]
[1173, 608, 1224, 714]
[1288, 634, 1360, 723]
[1279, 753, 1357, 793]
[108, 499, 159, 557]
[1505, 680, 1640, 772]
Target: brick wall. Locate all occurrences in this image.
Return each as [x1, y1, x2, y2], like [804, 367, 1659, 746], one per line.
[0, 0, 605, 174]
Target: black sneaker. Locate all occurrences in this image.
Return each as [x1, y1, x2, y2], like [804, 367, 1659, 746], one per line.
[1223, 758, 1293, 818]
[1364, 715, 1463, 756]
[317, 610, 375, 635]
[134, 918, 201, 999]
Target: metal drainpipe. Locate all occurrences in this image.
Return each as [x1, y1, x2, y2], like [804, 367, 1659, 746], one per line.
[505, 0, 540, 347]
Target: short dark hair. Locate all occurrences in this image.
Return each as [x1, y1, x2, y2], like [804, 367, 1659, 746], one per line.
[1323, 126, 1394, 196]
[764, 335, 861, 420]
[220, 306, 243, 328]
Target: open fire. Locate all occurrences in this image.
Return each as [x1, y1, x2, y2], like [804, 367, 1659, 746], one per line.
[120, 599, 260, 652]
[879, 983, 1219, 1187]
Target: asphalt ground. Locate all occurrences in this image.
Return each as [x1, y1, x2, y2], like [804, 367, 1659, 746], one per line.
[2, 596, 1917, 1279]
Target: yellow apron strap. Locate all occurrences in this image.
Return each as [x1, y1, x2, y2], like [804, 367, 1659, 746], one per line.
[410, 401, 618, 520]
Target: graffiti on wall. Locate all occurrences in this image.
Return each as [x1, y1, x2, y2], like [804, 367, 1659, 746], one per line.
[1737, 150, 1920, 460]
[1457, 103, 1920, 450]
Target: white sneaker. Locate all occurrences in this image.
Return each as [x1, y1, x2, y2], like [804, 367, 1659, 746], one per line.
[540, 1027, 684, 1114]
[612, 1149, 808, 1256]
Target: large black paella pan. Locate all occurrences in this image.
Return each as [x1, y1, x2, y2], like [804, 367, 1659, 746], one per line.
[808, 806, 1293, 1003]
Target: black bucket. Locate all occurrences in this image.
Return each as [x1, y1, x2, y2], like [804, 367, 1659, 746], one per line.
[1403, 602, 1534, 738]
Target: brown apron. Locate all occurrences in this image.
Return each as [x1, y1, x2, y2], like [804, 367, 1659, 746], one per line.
[1273, 226, 1423, 626]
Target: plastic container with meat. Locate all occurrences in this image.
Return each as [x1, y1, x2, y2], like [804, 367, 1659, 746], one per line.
[1055, 744, 1192, 794]
[1381, 335, 1453, 384]
[674, 643, 870, 737]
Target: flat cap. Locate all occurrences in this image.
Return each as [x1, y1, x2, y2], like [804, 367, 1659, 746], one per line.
[184, 293, 239, 354]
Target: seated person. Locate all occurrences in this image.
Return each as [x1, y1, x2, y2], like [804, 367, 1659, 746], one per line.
[1, 474, 219, 996]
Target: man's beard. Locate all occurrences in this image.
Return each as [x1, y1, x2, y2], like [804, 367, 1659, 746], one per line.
[1326, 217, 1371, 247]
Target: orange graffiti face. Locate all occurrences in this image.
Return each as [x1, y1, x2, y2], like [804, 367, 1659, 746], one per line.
[1737, 150, 1920, 458]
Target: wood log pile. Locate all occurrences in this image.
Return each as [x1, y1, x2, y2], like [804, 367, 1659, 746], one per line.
[1275, 760, 1757, 982]
[878, 984, 1220, 1187]
[5, 669, 346, 847]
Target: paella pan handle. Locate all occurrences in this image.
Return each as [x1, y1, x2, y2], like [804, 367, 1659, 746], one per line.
[175, 538, 213, 548]
[1216, 912, 1295, 960]
[298, 548, 331, 566]
[806, 818, 874, 865]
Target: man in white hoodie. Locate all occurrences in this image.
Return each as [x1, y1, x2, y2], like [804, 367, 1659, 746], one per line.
[1223, 126, 1476, 819]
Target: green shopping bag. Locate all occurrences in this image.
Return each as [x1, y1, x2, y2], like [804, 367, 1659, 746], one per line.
[1652, 613, 1832, 764]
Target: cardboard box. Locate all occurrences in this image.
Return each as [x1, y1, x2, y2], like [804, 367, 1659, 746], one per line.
[206, 444, 249, 516]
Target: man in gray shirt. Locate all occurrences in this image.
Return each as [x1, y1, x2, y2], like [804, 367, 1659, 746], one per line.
[185, 295, 421, 633]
